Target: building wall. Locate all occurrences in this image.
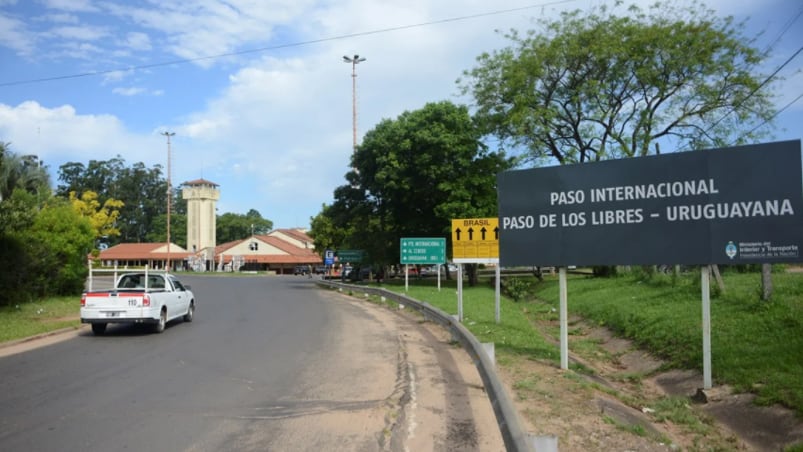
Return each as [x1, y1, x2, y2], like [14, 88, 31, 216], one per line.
[227, 238, 289, 256]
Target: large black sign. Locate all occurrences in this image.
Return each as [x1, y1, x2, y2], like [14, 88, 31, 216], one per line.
[498, 140, 803, 266]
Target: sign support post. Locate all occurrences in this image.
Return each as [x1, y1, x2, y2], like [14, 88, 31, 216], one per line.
[495, 265, 501, 323]
[702, 265, 712, 389]
[559, 267, 569, 370]
[400, 238, 446, 293]
[451, 218, 500, 323]
[456, 264, 464, 321]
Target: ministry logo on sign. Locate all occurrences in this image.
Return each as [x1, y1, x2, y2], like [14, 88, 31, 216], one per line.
[725, 241, 737, 259]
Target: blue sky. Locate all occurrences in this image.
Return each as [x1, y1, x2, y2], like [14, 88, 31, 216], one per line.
[1, 0, 801, 230]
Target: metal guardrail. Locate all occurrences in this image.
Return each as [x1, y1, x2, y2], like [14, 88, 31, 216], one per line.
[317, 280, 531, 452]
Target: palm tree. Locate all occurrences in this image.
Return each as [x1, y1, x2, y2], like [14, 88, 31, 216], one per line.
[0, 142, 51, 202]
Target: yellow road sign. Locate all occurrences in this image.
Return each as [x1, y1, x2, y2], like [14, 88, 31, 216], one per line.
[451, 218, 499, 262]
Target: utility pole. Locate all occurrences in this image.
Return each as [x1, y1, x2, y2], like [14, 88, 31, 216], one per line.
[161, 131, 175, 272]
[342, 54, 366, 156]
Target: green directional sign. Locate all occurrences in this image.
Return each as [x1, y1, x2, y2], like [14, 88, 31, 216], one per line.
[337, 249, 364, 263]
[400, 237, 446, 264]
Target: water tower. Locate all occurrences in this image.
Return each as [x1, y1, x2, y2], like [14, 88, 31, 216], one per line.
[182, 179, 219, 254]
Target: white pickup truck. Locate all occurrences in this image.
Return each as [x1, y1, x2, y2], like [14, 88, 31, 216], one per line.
[81, 271, 196, 335]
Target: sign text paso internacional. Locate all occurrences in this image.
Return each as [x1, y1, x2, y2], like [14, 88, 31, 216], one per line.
[497, 140, 803, 266]
[400, 238, 446, 265]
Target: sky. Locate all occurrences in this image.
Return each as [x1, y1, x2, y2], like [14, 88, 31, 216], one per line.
[1, 0, 801, 231]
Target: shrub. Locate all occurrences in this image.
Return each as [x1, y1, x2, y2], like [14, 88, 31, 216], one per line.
[592, 265, 618, 277]
[500, 276, 532, 302]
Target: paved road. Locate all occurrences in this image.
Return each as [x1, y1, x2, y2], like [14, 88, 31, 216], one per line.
[0, 275, 502, 451]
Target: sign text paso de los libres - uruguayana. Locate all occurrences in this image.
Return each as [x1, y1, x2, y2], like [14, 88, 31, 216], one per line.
[497, 140, 803, 266]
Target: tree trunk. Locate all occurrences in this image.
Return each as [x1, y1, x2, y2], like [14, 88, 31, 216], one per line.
[761, 263, 773, 301]
[466, 263, 478, 287]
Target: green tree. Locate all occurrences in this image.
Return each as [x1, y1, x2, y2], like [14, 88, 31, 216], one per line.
[57, 157, 166, 244]
[2, 199, 94, 303]
[0, 189, 41, 305]
[0, 189, 39, 236]
[309, 204, 350, 255]
[216, 209, 273, 244]
[69, 190, 124, 240]
[460, 1, 775, 164]
[0, 143, 50, 203]
[146, 213, 187, 248]
[0, 142, 54, 304]
[320, 101, 513, 283]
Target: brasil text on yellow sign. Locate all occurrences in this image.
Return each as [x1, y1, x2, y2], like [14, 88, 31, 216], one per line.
[451, 218, 499, 263]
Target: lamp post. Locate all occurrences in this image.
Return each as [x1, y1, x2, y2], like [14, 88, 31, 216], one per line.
[161, 131, 175, 272]
[343, 54, 366, 156]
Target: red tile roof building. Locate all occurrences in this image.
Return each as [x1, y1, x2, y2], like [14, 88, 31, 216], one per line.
[96, 229, 321, 274]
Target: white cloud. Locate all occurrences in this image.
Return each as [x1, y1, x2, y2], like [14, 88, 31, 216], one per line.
[38, 12, 79, 24]
[40, 0, 99, 13]
[52, 40, 104, 59]
[101, 69, 136, 84]
[0, 12, 35, 56]
[47, 24, 109, 41]
[103, 1, 316, 68]
[0, 101, 158, 167]
[122, 31, 151, 51]
[112, 86, 146, 96]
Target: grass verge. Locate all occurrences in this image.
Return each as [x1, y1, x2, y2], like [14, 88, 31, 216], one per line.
[532, 270, 803, 417]
[0, 296, 81, 343]
[365, 269, 803, 418]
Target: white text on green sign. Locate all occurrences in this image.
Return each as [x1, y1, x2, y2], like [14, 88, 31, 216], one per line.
[400, 238, 445, 264]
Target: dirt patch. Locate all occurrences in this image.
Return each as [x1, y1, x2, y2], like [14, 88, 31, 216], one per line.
[496, 317, 803, 451]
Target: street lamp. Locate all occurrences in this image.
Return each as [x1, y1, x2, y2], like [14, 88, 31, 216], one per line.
[343, 54, 366, 156]
[161, 131, 175, 272]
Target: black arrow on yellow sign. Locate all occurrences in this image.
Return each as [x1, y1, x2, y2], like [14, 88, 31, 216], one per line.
[453, 221, 499, 242]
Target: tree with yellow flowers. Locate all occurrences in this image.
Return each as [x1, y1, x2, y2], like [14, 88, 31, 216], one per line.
[69, 190, 124, 240]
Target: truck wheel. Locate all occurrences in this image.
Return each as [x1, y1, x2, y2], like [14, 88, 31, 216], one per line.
[153, 309, 166, 334]
[183, 301, 195, 323]
[91, 323, 107, 335]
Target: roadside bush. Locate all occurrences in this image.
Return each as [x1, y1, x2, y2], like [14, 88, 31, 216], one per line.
[0, 235, 33, 306]
[14, 201, 93, 299]
[631, 265, 655, 282]
[500, 276, 532, 302]
[592, 265, 617, 277]
[722, 263, 786, 273]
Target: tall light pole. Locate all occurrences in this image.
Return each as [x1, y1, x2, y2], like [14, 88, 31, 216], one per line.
[343, 54, 366, 156]
[161, 131, 175, 272]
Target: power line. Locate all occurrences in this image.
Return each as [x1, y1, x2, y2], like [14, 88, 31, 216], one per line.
[674, 7, 803, 150]
[741, 90, 803, 139]
[0, 0, 576, 88]
[703, 44, 803, 139]
[761, 5, 803, 55]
